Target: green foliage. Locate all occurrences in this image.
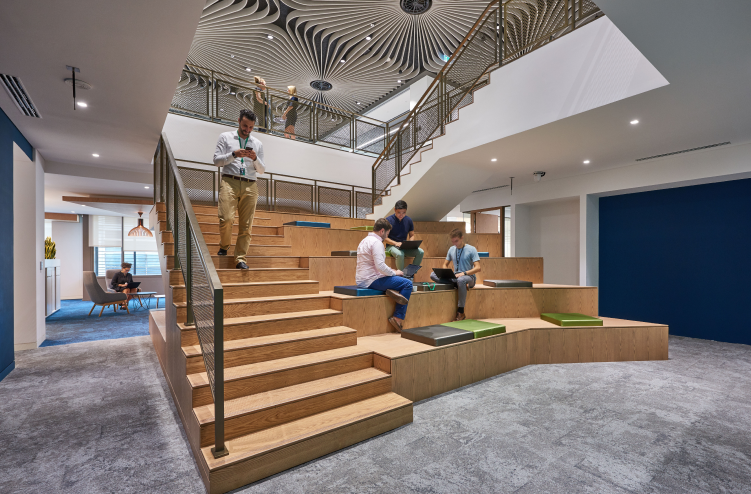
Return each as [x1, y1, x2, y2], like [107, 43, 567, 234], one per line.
[45, 237, 56, 260]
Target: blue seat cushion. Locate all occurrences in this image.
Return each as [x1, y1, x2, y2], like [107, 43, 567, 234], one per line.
[333, 285, 385, 296]
[478, 252, 490, 258]
[283, 221, 331, 228]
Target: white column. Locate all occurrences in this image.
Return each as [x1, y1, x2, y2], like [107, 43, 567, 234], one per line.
[579, 194, 599, 287]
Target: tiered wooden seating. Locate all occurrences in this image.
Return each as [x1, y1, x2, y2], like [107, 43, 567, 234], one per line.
[148, 202, 668, 494]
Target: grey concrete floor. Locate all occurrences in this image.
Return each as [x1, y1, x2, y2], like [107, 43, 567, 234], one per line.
[1, 335, 749, 494]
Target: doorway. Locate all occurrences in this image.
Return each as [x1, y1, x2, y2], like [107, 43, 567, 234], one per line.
[469, 206, 511, 257]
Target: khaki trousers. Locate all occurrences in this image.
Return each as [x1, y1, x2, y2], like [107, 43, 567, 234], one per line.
[218, 177, 258, 264]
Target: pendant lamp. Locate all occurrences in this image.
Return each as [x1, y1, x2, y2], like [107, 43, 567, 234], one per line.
[128, 212, 153, 237]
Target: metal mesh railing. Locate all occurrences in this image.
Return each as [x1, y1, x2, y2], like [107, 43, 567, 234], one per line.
[154, 134, 227, 459]
[171, 66, 387, 157]
[171, 159, 376, 218]
[372, 0, 602, 205]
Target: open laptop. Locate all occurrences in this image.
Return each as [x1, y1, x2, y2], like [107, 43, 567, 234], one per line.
[126, 282, 141, 289]
[401, 264, 422, 278]
[398, 240, 422, 250]
[432, 268, 457, 281]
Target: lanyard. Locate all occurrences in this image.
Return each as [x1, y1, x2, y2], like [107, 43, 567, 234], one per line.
[455, 245, 466, 274]
[237, 131, 249, 165]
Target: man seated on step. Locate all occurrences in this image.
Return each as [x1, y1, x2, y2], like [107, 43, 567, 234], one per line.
[384, 200, 424, 276]
[430, 228, 481, 322]
[356, 218, 414, 332]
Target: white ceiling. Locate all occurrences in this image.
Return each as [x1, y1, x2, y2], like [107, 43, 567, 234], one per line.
[0, 0, 205, 173]
[457, 0, 751, 190]
[45, 174, 153, 217]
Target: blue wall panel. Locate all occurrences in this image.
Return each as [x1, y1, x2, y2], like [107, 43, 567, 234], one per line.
[600, 178, 751, 345]
[0, 107, 33, 382]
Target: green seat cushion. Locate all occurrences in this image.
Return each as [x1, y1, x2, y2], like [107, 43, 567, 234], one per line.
[540, 313, 603, 326]
[350, 225, 373, 231]
[440, 319, 506, 338]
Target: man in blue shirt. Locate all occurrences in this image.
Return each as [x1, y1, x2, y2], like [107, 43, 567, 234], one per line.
[384, 200, 424, 272]
[430, 228, 482, 321]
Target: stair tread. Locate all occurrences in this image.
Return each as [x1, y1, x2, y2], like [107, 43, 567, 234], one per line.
[171, 280, 319, 289]
[214, 268, 307, 272]
[174, 292, 330, 309]
[178, 308, 342, 332]
[182, 326, 355, 358]
[188, 344, 371, 387]
[202, 392, 411, 470]
[194, 367, 388, 424]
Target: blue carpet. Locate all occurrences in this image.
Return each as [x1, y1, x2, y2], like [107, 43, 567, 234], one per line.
[41, 299, 154, 347]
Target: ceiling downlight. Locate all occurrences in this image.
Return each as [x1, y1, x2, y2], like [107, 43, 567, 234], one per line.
[0, 74, 41, 118]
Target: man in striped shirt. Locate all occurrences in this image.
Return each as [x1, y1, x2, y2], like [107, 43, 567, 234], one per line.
[356, 218, 413, 332]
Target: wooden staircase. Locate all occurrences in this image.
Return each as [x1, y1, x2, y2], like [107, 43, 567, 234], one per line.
[154, 204, 412, 493]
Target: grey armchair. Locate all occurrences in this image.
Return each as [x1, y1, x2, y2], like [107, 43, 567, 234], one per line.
[106, 269, 140, 294]
[84, 271, 129, 316]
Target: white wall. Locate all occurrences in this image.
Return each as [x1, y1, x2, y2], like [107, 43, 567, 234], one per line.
[364, 74, 435, 121]
[515, 198, 580, 286]
[13, 144, 46, 350]
[51, 219, 83, 300]
[163, 114, 374, 188]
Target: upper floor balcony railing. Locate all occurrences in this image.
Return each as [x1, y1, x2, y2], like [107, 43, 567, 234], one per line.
[170, 64, 391, 158]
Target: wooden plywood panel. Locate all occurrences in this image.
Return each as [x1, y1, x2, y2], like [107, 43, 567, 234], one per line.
[414, 221, 467, 234]
[474, 212, 500, 234]
[648, 326, 669, 360]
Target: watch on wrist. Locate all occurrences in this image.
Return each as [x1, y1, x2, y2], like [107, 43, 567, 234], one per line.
[232, 151, 236, 158]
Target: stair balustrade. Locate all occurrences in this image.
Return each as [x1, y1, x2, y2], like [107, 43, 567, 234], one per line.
[166, 158, 386, 218]
[371, 0, 603, 207]
[154, 133, 229, 459]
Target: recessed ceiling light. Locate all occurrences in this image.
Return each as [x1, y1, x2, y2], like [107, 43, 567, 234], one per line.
[491, 158, 497, 162]
[630, 119, 639, 125]
[230, 54, 235, 58]
[245, 67, 251, 72]
[366, 36, 371, 40]
[356, 101, 361, 105]
[583, 160, 590, 164]
[386, 57, 391, 61]
[340, 59, 346, 63]
[370, 23, 375, 27]
[77, 101, 88, 108]
[398, 80, 402, 83]
[230, 91, 236, 95]
[267, 35, 273, 40]
[145, 186, 150, 189]
[92, 153, 99, 157]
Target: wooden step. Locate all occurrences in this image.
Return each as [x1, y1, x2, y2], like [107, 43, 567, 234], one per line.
[194, 367, 391, 447]
[192, 212, 274, 226]
[167, 255, 302, 270]
[199, 222, 280, 236]
[171, 280, 319, 303]
[179, 309, 343, 346]
[188, 345, 373, 407]
[169, 267, 309, 285]
[202, 232, 286, 246]
[175, 293, 332, 322]
[196, 243, 294, 257]
[200, 393, 412, 491]
[183, 326, 357, 374]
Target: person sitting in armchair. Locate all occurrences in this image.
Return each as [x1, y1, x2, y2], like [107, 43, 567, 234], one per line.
[110, 262, 139, 310]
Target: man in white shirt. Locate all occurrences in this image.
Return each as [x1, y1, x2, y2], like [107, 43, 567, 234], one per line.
[356, 218, 413, 332]
[213, 109, 267, 269]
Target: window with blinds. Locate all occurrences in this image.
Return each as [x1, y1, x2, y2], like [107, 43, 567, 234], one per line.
[90, 215, 160, 276]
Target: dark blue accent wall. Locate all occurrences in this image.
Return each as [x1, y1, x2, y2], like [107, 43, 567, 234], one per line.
[600, 178, 751, 345]
[0, 107, 33, 382]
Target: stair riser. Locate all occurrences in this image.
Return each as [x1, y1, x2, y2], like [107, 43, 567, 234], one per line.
[191, 352, 373, 407]
[194, 214, 274, 227]
[172, 282, 319, 303]
[199, 224, 280, 236]
[185, 331, 357, 374]
[169, 269, 308, 285]
[201, 244, 292, 256]
[168, 256, 301, 270]
[162, 231, 173, 243]
[180, 313, 343, 346]
[204, 402, 412, 493]
[198, 376, 391, 447]
[177, 297, 331, 323]
[202, 233, 286, 246]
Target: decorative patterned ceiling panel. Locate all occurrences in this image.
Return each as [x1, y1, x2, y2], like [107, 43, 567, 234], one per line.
[188, 0, 492, 113]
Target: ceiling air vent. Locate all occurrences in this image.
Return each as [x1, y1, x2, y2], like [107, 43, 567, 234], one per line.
[0, 74, 41, 118]
[401, 0, 432, 15]
[636, 142, 730, 162]
[310, 80, 333, 91]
